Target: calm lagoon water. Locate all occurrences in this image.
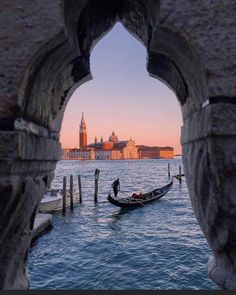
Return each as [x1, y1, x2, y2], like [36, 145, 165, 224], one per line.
[28, 159, 218, 290]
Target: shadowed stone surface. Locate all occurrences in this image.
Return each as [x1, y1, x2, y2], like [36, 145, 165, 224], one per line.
[32, 213, 53, 243]
[181, 103, 236, 289]
[1, 0, 236, 289]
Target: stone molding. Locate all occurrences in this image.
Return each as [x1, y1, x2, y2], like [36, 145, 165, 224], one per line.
[181, 102, 236, 145]
[0, 131, 61, 161]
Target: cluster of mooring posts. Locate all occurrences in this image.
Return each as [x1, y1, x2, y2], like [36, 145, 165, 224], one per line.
[61, 164, 182, 216]
[168, 163, 185, 183]
[62, 168, 100, 215]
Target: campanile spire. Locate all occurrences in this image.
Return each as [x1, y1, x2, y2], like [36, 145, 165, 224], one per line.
[79, 112, 87, 150]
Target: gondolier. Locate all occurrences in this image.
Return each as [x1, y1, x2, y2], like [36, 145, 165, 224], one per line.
[112, 178, 120, 197]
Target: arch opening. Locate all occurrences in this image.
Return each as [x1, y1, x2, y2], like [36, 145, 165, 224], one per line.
[26, 23, 215, 292]
[61, 23, 182, 156]
[11, 4, 205, 289]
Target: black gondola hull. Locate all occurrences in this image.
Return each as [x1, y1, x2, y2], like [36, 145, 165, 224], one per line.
[107, 180, 173, 208]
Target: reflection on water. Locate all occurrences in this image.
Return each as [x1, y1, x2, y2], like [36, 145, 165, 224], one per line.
[28, 159, 217, 290]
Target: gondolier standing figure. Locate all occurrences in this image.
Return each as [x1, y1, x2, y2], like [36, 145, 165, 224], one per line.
[112, 178, 120, 197]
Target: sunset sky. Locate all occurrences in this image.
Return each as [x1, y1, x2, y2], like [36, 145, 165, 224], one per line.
[60, 23, 183, 154]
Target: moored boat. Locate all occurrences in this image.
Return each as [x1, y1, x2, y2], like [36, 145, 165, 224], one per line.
[107, 179, 173, 208]
[39, 189, 71, 213]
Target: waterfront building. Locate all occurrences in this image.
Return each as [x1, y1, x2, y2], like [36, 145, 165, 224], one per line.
[61, 113, 174, 160]
[61, 147, 95, 160]
[61, 148, 73, 160]
[136, 145, 174, 159]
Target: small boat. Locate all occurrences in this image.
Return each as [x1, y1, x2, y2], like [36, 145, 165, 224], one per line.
[39, 189, 71, 213]
[107, 179, 173, 208]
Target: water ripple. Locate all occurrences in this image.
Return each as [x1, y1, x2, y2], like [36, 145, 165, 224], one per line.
[28, 159, 217, 290]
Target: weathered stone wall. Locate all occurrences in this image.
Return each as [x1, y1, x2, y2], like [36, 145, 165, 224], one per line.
[0, 160, 56, 289]
[158, 0, 236, 98]
[0, 0, 236, 290]
[0, 0, 64, 289]
[181, 102, 236, 289]
[0, 0, 63, 127]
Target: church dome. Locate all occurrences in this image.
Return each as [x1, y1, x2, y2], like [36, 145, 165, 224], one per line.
[109, 131, 118, 143]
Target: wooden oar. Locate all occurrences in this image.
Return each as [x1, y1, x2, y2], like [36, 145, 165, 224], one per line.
[119, 190, 145, 206]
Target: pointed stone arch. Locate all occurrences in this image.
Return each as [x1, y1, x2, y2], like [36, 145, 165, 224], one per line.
[1, 0, 236, 290]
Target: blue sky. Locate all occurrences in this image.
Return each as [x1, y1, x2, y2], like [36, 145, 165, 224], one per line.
[61, 23, 182, 154]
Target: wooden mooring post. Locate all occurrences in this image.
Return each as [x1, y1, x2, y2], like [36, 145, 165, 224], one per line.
[94, 168, 100, 203]
[78, 174, 82, 203]
[179, 165, 182, 184]
[70, 175, 74, 211]
[168, 163, 170, 177]
[62, 176, 67, 216]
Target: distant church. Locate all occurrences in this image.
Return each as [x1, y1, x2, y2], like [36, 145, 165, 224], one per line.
[62, 113, 174, 160]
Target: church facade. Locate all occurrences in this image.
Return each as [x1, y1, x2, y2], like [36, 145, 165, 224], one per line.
[88, 132, 138, 160]
[61, 113, 174, 160]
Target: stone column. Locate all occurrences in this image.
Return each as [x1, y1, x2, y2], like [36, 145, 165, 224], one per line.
[0, 131, 61, 289]
[181, 101, 236, 290]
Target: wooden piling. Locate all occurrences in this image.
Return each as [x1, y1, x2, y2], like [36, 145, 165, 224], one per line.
[78, 174, 82, 203]
[94, 169, 100, 203]
[62, 176, 67, 216]
[179, 165, 182, 184]
[70, 175, 73, 211]
[168, 163, 170, 177]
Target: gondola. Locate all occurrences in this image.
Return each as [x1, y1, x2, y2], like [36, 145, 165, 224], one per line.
[107, 178, 173, 208]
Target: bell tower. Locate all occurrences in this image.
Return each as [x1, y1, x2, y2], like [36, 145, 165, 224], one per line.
[79, 112, 87, 150]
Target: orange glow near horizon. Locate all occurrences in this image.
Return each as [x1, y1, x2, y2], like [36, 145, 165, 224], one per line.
[60, 24, 183, 154]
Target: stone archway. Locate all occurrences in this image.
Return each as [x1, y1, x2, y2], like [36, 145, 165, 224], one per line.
[1, 0, 236, 289]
